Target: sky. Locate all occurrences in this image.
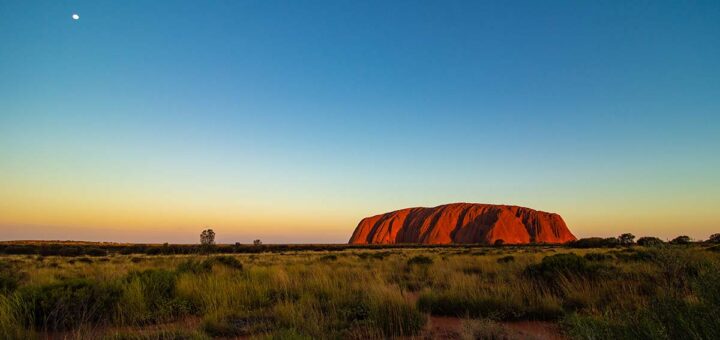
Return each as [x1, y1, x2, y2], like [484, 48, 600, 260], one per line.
[1, 1, 719, 243]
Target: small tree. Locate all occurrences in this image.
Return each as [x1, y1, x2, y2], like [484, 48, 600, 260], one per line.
[200, 229, 216, 246]
[618, 233, 635, 246]
[494, 239, 505, 246]
[253, 239, 262, 246]
[637, 236, 664, 247]
[708, 233, 720, 244]
[670, 235, 691, 245]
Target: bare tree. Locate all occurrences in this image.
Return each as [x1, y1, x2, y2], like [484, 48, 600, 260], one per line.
[253, 239, 262, 246]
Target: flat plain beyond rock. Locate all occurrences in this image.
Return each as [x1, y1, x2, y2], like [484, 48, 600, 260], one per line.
[349, 203, 576, 245]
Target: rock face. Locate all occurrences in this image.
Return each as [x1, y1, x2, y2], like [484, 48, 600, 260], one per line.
[349, 203, 576, 245]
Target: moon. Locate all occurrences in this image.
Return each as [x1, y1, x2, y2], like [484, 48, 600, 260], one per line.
[72, 14, 80, 20]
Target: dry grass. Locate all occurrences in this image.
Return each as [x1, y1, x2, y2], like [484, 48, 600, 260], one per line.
[0, 246, 718, 339]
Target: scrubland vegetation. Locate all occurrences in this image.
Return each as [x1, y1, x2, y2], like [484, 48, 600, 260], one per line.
[1, 241, 719, 339]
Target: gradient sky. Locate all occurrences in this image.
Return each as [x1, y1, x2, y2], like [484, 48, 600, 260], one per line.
[1, 1, 719, 243]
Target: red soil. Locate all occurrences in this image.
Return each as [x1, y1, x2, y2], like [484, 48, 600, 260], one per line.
[424, 316, 566, 340]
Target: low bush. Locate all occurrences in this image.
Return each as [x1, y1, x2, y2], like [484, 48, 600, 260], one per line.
[204, 256, 243, 271]
[369, 251, 391, 260]
[177, 259, 213, 274]
[319, 254, 338, 261]
[366, 287, 426, 336]
[2, 246, 35, 255]
[122, 269, 193, 322]
[583, 252, 613, 261]
[497, 255, 515, 263]
[77, 257, 93, 264]
[85, 247, 108, 256]
[615, 250, 657, 262]
[524, 253, 611, 285]
[418, 291, 562, 321]
[569, 238, 620, 248]
[17, 278, 122, 331]
[637, 237, 665, 247]
[461, 267, 484, 275]
[57, 246, 83, 257]
[670, 235, 692, 245]
[177, 256, 243, 274]
[407, 255, 433, 266]
[0, 261, 25, 293]
[564, 297, 720, 340]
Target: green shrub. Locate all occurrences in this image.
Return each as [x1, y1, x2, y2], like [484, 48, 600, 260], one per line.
[370, 251, 390, 260]
[418, 291, 561, 321]
[407, 255, 433, 266]
[57, 247, 82, 257]
[618, 233, 636, 246]
[367, 288, 426, 336]
[497, 255, 515, 263]
[615, 250, 657, 262]
[524, 253, 610, 284]
[461, 267, 484, 275]
[356, 251, 391, 260]
[637, 237, 665, 247]
[17, 278, 122, 331]
[77, 257, 93, 264]
[176, 259, 213, 274]
[85, 247, 108, 256]
[123, 269, 193, 322]
[2, 246, 35, 255]
[204, 256, 243, 271]
[670, 236, 692, 245]
[0, 261, 25, 293]
[177, 256, 243, 274]
[562, 313, 665, 340]
[584, 252, 613, 261]
[564, 297, 720, 340]
[319, 254, 338, 261]
[564, 251, 720, 339]
[569, 237, 620, 248]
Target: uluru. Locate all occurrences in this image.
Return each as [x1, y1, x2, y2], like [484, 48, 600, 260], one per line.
[349, 203, 576, 245]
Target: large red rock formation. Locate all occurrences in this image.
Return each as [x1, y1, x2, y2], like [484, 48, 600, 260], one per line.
[349, 203, 576, 245]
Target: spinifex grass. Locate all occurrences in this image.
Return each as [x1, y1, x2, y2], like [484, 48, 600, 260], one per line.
[0, 246, 717, 339]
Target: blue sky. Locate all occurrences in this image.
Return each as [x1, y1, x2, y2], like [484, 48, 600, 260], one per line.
[1, 1, 719, 243]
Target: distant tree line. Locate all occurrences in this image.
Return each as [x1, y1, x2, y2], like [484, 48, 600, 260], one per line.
[568, 233, 719, 248]
[2, 229, 717, 256]
[0, 242, 544, 256]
